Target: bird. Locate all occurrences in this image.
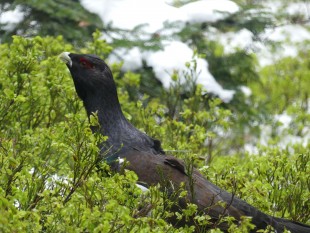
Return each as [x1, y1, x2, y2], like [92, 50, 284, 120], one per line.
[59, 52, 310, 233]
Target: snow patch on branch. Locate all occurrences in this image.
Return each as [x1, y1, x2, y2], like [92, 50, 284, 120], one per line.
[0, 6, 24, 31]
[180, 0, 239, 23]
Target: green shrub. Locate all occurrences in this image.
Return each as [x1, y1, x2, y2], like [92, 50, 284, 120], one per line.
[0, 35, 309, 232]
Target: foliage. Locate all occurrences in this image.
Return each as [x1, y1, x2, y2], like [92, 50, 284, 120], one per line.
[96, 1, 275, 154]
[205, 147, 310, 223]
[249, 47, 310, 145]
[0, 35, 309, 232]
[0, 0, 102, 44]
[2, 0, 309, 155]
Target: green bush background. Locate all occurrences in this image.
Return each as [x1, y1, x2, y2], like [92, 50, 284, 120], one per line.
[0, 35, 309, 232]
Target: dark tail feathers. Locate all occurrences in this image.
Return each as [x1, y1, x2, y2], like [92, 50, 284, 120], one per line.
[273, 217, 310, 233]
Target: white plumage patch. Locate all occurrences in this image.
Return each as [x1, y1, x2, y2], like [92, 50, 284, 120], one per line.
[118, 157, 125, 165]
[136, 183, 149, 192]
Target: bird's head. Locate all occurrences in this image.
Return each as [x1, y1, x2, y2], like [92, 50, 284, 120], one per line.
[59, 52, 115, 101]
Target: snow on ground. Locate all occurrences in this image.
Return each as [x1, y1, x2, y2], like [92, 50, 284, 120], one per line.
[275, 113, 292, 129]
[259, 124, 309, 149]
[245, 112, 310, 153]
[28, 167, 71, 197]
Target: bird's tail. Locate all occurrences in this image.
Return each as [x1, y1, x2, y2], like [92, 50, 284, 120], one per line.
[273, 217, 310, 233]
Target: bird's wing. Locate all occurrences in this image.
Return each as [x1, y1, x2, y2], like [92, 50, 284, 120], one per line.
[121, 150, 244, 224]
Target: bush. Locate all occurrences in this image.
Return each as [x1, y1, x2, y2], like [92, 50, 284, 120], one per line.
[0, 35, 309, 232]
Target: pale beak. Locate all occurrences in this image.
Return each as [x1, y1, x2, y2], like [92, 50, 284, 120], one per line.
[59, 52, 72, 67]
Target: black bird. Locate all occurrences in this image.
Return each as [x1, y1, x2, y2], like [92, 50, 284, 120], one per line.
[60, 52, 310, 233]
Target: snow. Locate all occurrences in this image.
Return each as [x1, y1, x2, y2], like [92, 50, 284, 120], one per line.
[81, 0, 238, 32]
[144, 41, 193, 89]
[0, 6, 24, 31]
[209, 24, 310, 67]
[256, 25, 310, 66]
[208, 23, 310, 67]
[2, 1, 309, 102]
[263, 1, 310, 19]
[80, 0, 241, 102]
[180, 0, 239, 23]
[109, 41, 235, 102]
[244, 143, 259, 155]
[203, 2, 310, 67]
[1, 0, 308, 154]
[275, 113, 292, 129]
[81, 0, 184, 33]
[257, 43, 300, 67]
[244, 113, 310, 153]
[144, 41, 235, 102]
[239, 86, 252, 97]
[253, 1, 310, 66]
[286, 2, 310, 18]
[264, 25, 310, 43]
[215, 28, 254, 54]
[109, 47, 143, 71]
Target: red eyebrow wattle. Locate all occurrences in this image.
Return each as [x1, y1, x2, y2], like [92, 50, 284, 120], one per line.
[79, 57, 94, 68]
[79, 57, 87, 62]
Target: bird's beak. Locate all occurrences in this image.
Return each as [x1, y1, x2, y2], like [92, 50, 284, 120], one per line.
[59, 52, 72, 67]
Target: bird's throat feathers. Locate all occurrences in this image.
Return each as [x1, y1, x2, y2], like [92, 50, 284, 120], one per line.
[83, 92, 128, 136]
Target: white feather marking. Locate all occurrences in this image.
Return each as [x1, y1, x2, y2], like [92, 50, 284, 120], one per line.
[136, 183, 149, 192]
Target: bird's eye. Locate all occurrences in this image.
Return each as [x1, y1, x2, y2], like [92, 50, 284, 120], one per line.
[79, 57, 94, 69]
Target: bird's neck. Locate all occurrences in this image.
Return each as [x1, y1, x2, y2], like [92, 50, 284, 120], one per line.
[82, 87, 163, 157]
[84, 92, 129, 138]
